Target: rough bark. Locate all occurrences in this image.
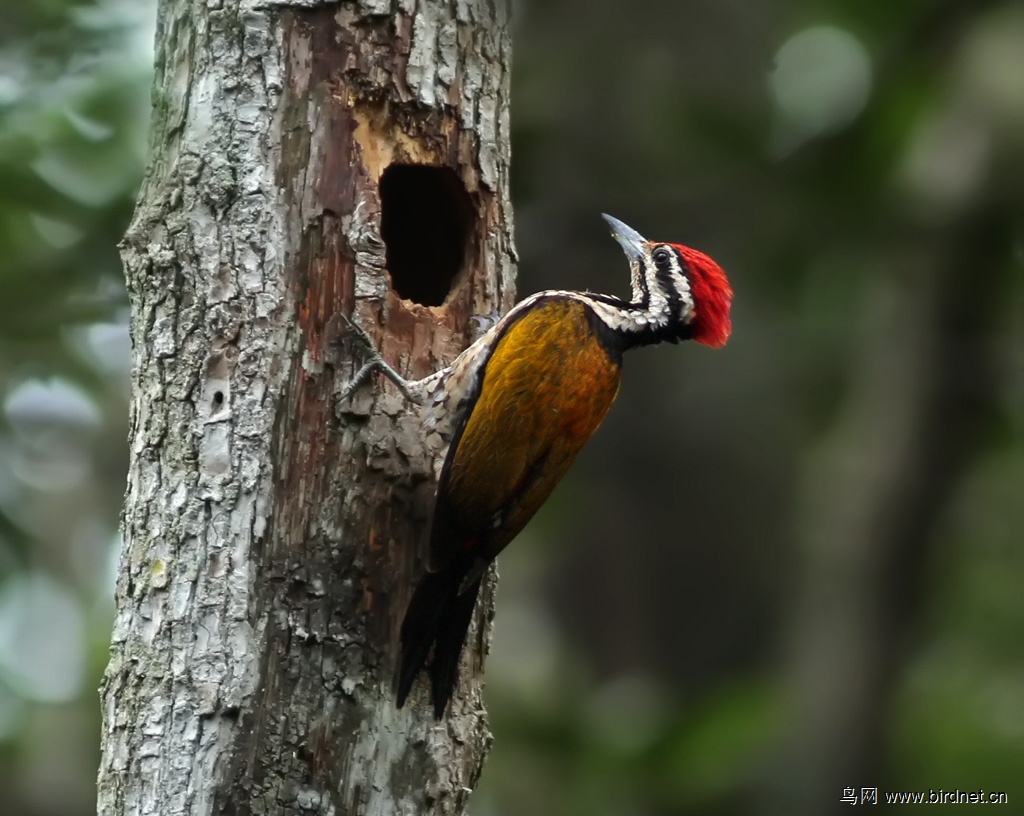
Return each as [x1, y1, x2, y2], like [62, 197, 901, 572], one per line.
[97, 1, 514, 814]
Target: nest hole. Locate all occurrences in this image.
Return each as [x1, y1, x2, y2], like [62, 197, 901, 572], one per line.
[379, 164, 474, 306]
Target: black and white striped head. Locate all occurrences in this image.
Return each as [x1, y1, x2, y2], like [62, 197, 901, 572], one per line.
[600, 214, 733, 348]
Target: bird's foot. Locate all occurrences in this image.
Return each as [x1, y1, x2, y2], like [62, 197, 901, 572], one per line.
[334, 314, 422, 404]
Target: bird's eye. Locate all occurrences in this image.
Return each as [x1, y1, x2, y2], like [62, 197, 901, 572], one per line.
[652, 247, 672, 267]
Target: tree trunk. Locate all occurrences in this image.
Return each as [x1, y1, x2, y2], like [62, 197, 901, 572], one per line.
[97, 1, 514, 814]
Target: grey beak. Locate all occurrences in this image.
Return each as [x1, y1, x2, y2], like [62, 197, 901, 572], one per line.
[601, 213, 647, 264]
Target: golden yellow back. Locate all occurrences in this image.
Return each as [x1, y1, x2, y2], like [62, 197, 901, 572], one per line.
[430, 297, 622, 568]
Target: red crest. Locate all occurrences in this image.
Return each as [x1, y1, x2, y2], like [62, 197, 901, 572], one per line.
[675, 245, 733, 348]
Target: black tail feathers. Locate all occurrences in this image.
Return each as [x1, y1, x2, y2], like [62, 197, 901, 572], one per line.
[396, 563, 483, 718]
[428, 575, 482, 717]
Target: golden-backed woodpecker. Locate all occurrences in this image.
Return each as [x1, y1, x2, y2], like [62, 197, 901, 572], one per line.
[341, 214, 733, 718]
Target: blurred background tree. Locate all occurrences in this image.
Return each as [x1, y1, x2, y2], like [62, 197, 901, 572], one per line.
[0, 0, 1021, 814]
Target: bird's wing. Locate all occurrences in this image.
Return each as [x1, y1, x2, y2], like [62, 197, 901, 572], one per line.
[428, 297, 622, 571]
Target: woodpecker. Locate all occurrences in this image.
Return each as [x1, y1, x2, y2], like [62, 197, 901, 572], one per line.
[341, 214, 733, 718]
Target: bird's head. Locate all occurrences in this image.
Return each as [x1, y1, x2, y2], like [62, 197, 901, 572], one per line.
[602, 214, 733, 348]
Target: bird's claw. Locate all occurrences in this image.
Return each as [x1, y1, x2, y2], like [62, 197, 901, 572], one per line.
[335, 314, 386, 402]
[337, 362, 373, 401]
[337, 313, 378, 356]
[334, 314, 421, 405]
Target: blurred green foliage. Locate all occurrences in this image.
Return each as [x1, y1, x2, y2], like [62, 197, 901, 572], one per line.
[0, 1, 1021, 815]
[0, 1, 147, 812]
